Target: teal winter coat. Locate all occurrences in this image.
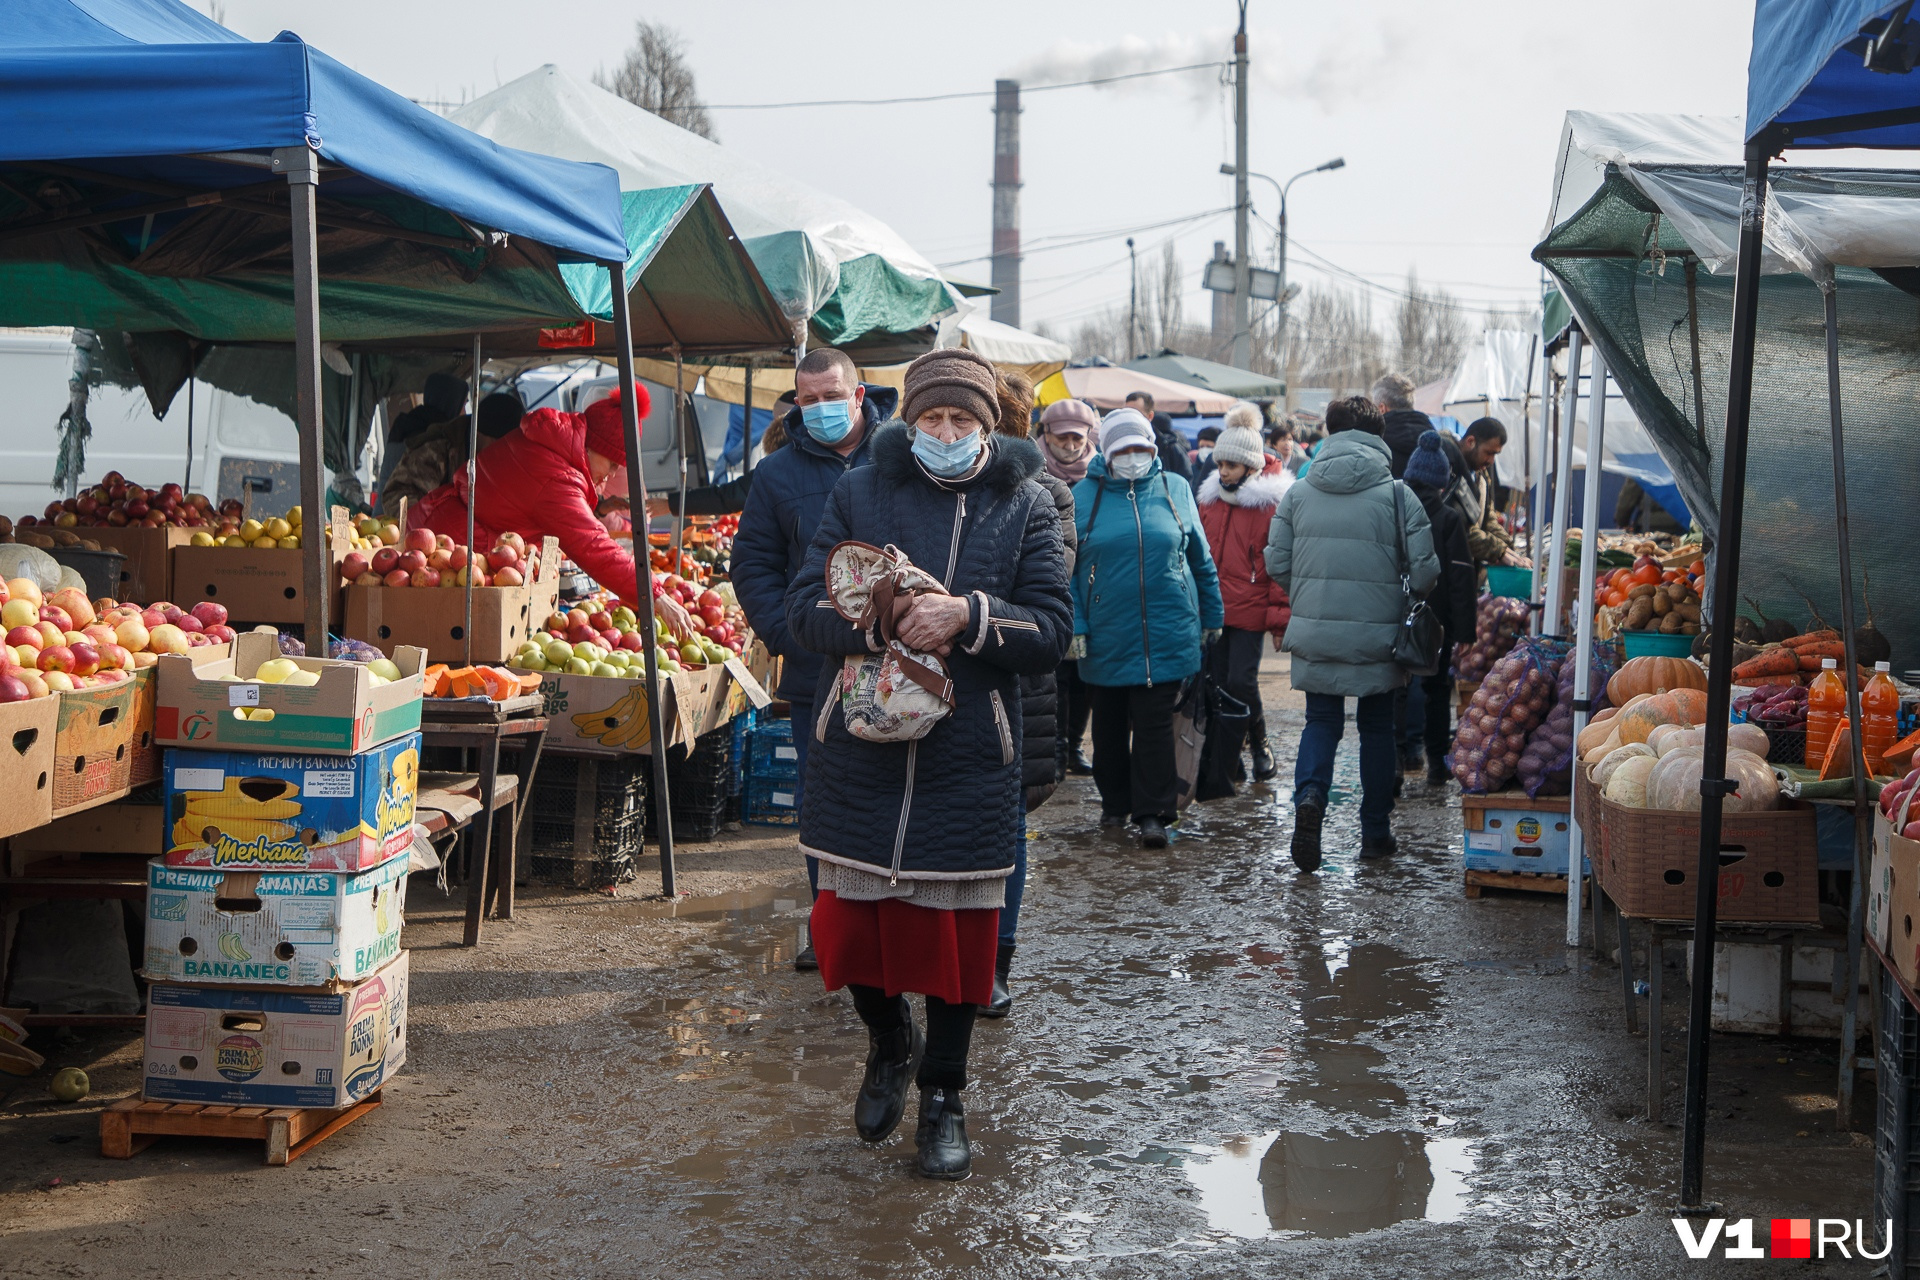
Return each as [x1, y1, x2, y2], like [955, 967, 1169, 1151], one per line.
[1264, 430, 1440, 697]
[1070, 454, 1224, 688]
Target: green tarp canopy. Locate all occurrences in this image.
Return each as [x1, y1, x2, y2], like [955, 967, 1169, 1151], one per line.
[1121, 352, 1284, 399]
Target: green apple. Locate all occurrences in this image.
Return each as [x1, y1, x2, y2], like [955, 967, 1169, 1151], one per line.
[565, 657, 593, 676]
[572, 641, 601, 663]
[255, 657, 301, 684]
[366, 657, 402, 681]
[679, 642, 705, 665]
[590, 661, 619, 678]
[543, 639, 574, 667]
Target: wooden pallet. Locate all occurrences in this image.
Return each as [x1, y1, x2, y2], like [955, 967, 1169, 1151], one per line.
[1463, 869, 1582, 898]
[100, 1092, 381, 1165]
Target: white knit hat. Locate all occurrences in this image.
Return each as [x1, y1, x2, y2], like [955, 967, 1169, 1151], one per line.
[1099, 408, 1156, 460]
[1211, 425, 1266, 471]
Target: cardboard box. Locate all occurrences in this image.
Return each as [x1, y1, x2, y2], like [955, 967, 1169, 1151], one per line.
[142, 951, 408, 1108]
[1871, 808, 1897, 956]
[532, 640, 772, 757]
[170, 545, 311, 624]
[87, 525, 194, 606]
[341, 536, 560, 664]
[0, 695, 58, 839]
[12, 799, 164, 856]
[161, 733, 421, 872]
[143, 855, 407, 987]
[1460, 791, 1584, 876]
[51, 676, 143, 817]
[154, 631, 424, 755]
[1886, 818, 1920, 991]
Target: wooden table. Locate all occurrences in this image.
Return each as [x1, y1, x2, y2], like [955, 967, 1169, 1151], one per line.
[418, 695, 548, 946]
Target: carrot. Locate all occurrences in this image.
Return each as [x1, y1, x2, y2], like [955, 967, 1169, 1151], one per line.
[1785, 630, 1841, 649]
[1794, 642, 1850, 668]
[1735, 674, 1802, 688]
[1734, 648, 1801, 679]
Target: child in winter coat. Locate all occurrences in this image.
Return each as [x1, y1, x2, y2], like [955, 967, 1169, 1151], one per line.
[1196, 411, 1292, 787]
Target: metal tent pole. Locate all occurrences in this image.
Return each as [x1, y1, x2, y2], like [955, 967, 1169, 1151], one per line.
[277, 145, 329, 651]
[1530, 345, 1555, 628]
[672, 347, 688, 565]
[464, 334, 481, 667]
[741, 361, 756, 478]
[1818, 265, 1872, 1130]
[1680, 143, 1772, 1213]
[607, 262, 677, 897]
[1567, 346, 1608, 947]
[1541, 327, 1583, 637]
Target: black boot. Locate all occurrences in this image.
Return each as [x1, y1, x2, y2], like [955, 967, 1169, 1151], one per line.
[854, 1006, 922, 1142]
[1291, 792, 1324, 872]
[793, 944, 818, 972]
[1067, 747, 1094, 776]
[980, 944, 1015, 1020]
[914, 1087, 972, 1180]
[1426, 759, 1451, 786]
[1138, 816, 1169, 849]
[1360, 834, 1399, 859]
[1250, 721, 1278, 782]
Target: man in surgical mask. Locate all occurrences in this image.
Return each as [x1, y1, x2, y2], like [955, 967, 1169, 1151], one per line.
[731, 347, 899, 972]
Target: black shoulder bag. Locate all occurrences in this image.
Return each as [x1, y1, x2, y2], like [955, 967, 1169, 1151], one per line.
[1390, 481, 1445, 677]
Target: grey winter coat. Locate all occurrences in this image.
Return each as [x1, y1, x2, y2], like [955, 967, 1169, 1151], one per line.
[1264, 430, 1440, 697]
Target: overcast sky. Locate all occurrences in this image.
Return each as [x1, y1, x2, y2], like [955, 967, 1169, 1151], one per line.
[215, 0, 1795, 341]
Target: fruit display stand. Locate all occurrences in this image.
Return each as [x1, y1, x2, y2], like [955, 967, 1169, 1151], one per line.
[169, 508, 330, 628]
[343, 537, 560, 665]
[86, 526, 194, 607]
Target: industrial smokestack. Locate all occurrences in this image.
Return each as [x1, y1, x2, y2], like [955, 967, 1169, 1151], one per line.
[990, 79, 1021, 327]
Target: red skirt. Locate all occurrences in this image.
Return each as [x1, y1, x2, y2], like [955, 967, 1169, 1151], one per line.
[810, 890, 999, 1006]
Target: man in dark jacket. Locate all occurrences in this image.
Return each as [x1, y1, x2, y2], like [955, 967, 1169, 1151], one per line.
[1123, 390, 1194, 482]
[731, 349, 896, 970]
[1400, 431, 1478, 785]
[1372, 373, 1437, 480]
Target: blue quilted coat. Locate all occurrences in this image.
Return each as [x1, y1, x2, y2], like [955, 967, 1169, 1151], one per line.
[784, 426, 1072, 881]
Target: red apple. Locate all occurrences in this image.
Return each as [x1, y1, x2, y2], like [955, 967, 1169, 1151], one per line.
[37, 645, 74, 673]
[700, 604, 725, 627]
[106, 508, 130, 527]
[435, 534, 454, 551]
[0, 673, 29, 703]
[396, 550, 427, 576]
[403, 528, 437, 555]
[427, 548, 452, 571]
[37, 605, 71, 632]
[340, 551, 370, 581]
[488, 545, 521, 572]
[7, 626, 42, 651]
[599, 629, 620, 649]
[414, 567, 442, 588]
[618, 631, 644, 653]
[493, 566, 524, 587]
[185, 632, 210, 647]
[589, 610, 613, 632]
[174, 613, 203, 634]
[370, 547, 400, 576]
[99, 644, 131, 670]
[191, 602, 227, 629]
[140, 606, 167, 630]
[698, 589, 723, 611]
[68, 643, 99, 676]
[447, 547, 469, 571]
[382, 569, 411, 588]
[204, 625, 235, 645]
[545, 611, 569, 632]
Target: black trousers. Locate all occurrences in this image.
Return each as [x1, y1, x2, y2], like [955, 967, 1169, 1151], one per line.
[849, 984, 976, 1090]
[1393, 642, 1455, 763]
[1087, 681, 1181, 822]
[1207, 626, 1267, 753]
[1059, 659, 1091, 755]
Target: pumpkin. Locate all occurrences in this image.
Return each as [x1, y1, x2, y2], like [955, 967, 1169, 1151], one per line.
[1727, 722, 1771, 758]
[1646, 746, 1779, 812]
[1583, 729, 1623, 764]
[1667, 687, 1709, 724]
[1616, 697, 1687, 745]
[1594, 742, 1656, 791]
[1646, 746, 1706, 810]
[1577, 707, 1620, 756]
[1603, 754, 1659, 806]
[1646, 723, 1690, 757]
[1606, 655, 1708, 706]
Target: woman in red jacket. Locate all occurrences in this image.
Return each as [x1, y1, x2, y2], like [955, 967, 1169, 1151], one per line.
[1195, 413, 1292, 784]
[410, 387, 690, 632]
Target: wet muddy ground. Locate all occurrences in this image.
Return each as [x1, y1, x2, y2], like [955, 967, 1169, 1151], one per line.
[0, 664, 1879, 1277]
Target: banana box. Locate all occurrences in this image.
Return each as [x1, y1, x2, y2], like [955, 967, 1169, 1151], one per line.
[143, 855, 407, 988]
[143, 951, 407, 1108]
[154, 631, 425, 755]
[161, 734, 420, 872]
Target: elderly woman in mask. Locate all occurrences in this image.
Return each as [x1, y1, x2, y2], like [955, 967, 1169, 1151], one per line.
[1037, 398, 1100, 774]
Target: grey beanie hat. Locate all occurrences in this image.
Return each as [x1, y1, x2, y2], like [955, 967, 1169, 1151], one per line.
[1211, 425, 1266, 471]
[1099, 408, 1156, 460]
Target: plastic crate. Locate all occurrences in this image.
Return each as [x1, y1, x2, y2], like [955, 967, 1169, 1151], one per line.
[1876, 971, 1920, 1276]
[744, 774, 799, 826]
[647, 727, 735, 842]
[748, 719, 801, 781]
[530, 754, 648, 827]
[728, 708, 758, 798]
[529, 810, 642, 888]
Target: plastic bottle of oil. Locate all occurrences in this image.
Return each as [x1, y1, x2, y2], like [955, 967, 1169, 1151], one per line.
[1806, 658, 1846, 768]
[1863, 661, 1900, 776]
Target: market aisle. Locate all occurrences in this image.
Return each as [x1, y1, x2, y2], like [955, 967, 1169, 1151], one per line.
[0, 658, 1873, 1278]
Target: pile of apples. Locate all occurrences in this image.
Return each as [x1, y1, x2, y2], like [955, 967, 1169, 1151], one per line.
[16, 472, 226, 532]
[656, 577, 747, 653]
[188, 507, 303, 550]
[0, 581, 236, 700]
[506, 594, 743, 680]
[339, 524, 539, 591]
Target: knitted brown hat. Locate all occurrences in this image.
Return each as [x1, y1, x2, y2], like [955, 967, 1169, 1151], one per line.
[901, 347, 1000, 429]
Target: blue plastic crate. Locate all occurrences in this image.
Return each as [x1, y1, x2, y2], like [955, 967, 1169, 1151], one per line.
[744, 774, 799, 826]
[1461, 792, 1588, 876]
[748, 720, 801, 781]
[728, 708, 758, 797]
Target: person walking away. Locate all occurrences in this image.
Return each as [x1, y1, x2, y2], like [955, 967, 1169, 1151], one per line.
[980, 373, 1076, 1019]
[784, 347, 1071, 1180]
[733, 351, 896, 973]
[1266, 396, 1438, 870]
[1196, 413, 1291, 789]
[1190, 425, 1222, 488]
[410, 388, 696, 637]
[1400, 431, 1478, 786]
[379, 371, 468, 500]
[382, 391, 524, 518]
[1069, 409, 1224, 848]
[1372, 373, 1436, 480]
[1450, 417, 1528, 569]
[1122, 390, 1194, 483]
[1037, 398, 1100, 776]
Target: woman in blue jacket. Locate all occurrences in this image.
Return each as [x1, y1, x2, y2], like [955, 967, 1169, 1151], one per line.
[1069, 409, 1224, 847]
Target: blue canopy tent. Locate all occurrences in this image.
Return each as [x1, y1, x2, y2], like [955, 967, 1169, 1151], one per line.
[1667, 0, 1920, 1210]
[0, 0, 690, 898]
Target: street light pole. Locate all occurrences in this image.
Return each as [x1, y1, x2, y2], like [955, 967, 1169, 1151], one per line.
[1127, 236, 1138, 359]
[1231, 157, 1344, 395]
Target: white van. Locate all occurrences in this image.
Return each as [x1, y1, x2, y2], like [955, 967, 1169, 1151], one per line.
[0, 330, 321, 521]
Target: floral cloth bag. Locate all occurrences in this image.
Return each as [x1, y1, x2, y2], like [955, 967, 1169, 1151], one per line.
[826, 541, 956, 742]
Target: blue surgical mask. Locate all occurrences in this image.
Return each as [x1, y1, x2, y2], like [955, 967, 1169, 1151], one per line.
[1111, 451, 1154, 481]
[800, 397, 855, 444]
[912, 428, 983, 478]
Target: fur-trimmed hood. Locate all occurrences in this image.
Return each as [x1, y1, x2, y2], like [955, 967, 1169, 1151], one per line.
[869, 421, 1044, 495]
[1197, 460, 1292, 509]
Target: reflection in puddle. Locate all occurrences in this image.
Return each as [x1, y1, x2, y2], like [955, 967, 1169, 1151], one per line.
[1185, 1128, 1475, 1239]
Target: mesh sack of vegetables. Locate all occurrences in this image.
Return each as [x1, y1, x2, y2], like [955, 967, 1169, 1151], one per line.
[1452, 593, 1531, 684]
[1517, 639, 1620, 797]
[1450, 635, 1568, 793]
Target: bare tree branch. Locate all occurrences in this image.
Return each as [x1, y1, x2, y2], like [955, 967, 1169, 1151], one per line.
[594, 21, 717, 141]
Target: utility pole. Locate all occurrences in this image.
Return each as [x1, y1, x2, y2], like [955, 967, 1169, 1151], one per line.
[1127, 237, 1138, 358]
[1231, 2, 1251, 370]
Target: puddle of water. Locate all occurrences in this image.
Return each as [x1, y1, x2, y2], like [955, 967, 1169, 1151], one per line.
[1184, 1128, 1477, 1239]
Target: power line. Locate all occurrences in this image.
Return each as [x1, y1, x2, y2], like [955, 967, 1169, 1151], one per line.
[704, 61, 1224, 110]
[936, 207, 1232, 268]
